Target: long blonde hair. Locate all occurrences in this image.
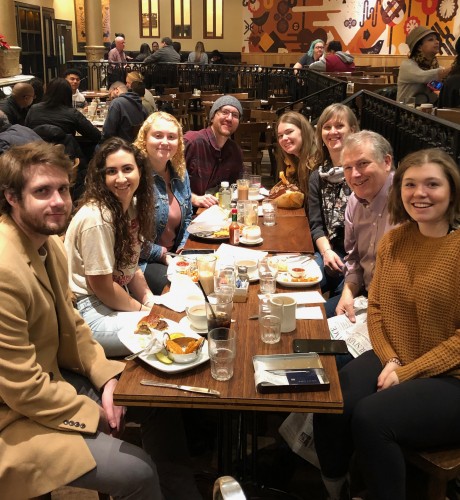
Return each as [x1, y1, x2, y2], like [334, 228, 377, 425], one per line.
[133, 111, 186, 180]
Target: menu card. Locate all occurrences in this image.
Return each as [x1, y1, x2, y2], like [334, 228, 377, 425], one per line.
[253, 353, 330, 393]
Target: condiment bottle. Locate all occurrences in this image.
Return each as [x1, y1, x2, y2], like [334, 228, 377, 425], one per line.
[219, 181, 231, 209]
[229, 208, 240, 245]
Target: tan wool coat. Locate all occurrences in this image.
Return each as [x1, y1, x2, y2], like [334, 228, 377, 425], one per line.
[0, 215, 125, 499]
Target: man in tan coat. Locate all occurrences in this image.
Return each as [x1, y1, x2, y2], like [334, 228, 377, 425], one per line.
[0, 143, 162, 499]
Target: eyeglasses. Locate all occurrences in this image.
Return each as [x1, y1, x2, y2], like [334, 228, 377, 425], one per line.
[218, 109, 240, 120]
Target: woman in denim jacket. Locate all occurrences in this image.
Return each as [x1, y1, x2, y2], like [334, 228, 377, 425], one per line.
[134, 112, 193, 294]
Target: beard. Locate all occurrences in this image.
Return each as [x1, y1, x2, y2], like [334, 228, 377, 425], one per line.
[16, 204, 71, 238]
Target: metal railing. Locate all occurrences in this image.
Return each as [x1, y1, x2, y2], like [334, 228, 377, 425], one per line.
[67, 60, 345, 101]
[67, 60, 460, 165]
[341, 91, 460, 165]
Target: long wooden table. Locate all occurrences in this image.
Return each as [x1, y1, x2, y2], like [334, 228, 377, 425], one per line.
[114, 218, 341, 413]
[185, 215, 314, 254]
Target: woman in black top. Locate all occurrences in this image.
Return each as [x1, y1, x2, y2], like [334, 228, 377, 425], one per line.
[25, 78, 101, 143]
[308, 104, 359, 311]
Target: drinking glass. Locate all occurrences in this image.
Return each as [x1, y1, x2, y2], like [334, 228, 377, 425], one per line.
[206, 293, 233, 332]
[262, 199, 277, 226]
[237, 178, 249, 201]
[259, 315, 281, 344]
[258, 257, 278, 294]
[197, 255, 217, 295]
[208, 327, 236, 381]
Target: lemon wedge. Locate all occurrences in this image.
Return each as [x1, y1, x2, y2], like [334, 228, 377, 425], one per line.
[155, 351, 173, 364]
[169, 332, 185, 340]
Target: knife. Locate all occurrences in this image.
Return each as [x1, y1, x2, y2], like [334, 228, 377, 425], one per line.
[140, 379, 221, 397]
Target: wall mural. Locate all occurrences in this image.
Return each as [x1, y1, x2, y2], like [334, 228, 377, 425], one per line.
[242, 0, 460, 56]
[75, 0, 111, 52]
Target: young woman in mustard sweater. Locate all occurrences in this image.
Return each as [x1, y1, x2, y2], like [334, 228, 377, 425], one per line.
[314, 148, 460, 500]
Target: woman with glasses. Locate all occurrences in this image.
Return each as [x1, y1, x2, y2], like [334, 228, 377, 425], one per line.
[134, 112, 193, 294]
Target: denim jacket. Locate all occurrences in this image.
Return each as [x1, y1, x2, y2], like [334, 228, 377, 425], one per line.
[140, 162, 193, 265]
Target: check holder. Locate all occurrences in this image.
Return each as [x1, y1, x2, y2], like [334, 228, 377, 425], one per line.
[253, 353, 330, 393]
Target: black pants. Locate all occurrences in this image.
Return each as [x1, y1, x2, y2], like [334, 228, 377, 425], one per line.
[314, 350, 460, 500]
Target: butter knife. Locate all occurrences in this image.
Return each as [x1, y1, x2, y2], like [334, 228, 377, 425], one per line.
[140, 379, 221, 397]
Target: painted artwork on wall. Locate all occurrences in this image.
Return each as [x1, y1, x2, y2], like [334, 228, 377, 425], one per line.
[242, 0, 460, 56]
[75, 0, 111, 52]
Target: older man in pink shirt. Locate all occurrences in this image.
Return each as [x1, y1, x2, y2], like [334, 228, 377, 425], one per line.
[324, 130, 395, 321]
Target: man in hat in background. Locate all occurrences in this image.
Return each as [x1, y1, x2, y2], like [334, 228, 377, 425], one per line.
[397, 26, 451, 105]
[184, 95, 244, 208]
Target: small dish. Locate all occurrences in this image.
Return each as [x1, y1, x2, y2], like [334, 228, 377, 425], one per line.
[165, 336, 205, 364]
[248, 194, 265, 201]
[179, 315, 208, 335]
[240, 237, 263, 246]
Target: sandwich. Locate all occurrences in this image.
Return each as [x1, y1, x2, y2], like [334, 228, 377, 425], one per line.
[135, 307, 168, 334]
[267, 171, 304, 209]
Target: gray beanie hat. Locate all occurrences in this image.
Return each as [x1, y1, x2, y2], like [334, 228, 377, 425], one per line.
[209, 95, 243, 121]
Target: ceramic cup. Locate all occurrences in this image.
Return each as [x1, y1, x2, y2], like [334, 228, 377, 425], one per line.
[269, 295, 297, 333]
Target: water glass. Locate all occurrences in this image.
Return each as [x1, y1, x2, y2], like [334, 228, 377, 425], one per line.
[197, 255, 217, 295]
[259, 272, 277, 294]
[259, 294, 272, 318]
[214, 267, 236, 294]
[206, 293, 233, 332]
[262, 199, 277, 226]
[208, 327, 236, 381]
[259, 315, 281, 344]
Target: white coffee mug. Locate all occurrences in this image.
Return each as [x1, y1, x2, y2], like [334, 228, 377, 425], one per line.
[269, 296, 297, 333]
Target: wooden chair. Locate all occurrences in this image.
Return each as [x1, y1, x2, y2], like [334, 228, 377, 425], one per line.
[268, 96, 291, 109]
[171, 91, 192, 131]
[163, 86, 179, 95]
[404, 447, 460, 500]
[349, 75, 387, 84]
[435, 108, 460, 125]
[228, 92, 249, 100]
[249, 109, 278, 179]
[189, 94, 223, 129]
[352, 82, 392, 94]
[233, 121, 268, 175]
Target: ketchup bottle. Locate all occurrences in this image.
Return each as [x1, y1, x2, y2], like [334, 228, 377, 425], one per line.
[229, 208, 240, 245]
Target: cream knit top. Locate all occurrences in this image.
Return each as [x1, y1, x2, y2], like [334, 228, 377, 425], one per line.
[368, 222, 460, 382]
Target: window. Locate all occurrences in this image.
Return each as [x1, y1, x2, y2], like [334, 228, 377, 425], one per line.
[204, 0, 223, 38]
[139, 0, 160, 38]
[172, 0, 191, 38]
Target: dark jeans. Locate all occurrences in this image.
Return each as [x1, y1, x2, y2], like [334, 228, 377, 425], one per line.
[314, 351, 460, 500]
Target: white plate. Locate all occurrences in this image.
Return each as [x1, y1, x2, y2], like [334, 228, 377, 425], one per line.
[118, 319, 209, 373]
[179, 315, 208, 335]
[240, 236, 263, 246]
[276, 260, 322, 288]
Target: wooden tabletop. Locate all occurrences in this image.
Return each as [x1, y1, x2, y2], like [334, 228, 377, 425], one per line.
[186, 215, 313, 254]
[114, 220, 342, 415]
[114, 282, 342, 413]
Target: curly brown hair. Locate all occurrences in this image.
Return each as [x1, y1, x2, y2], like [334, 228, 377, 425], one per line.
[77, 137, 155, 270]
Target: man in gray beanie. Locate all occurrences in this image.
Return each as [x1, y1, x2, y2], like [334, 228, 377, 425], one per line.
[184, 95, 244, 208]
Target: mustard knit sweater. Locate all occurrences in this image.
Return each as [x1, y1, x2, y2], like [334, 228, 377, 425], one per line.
[368, 222, 460, 382]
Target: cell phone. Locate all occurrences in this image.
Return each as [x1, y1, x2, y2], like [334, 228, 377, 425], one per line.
[428, 80, 443, 91]
[181, 249, 215, 255]
[293, 339, 349, 355]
